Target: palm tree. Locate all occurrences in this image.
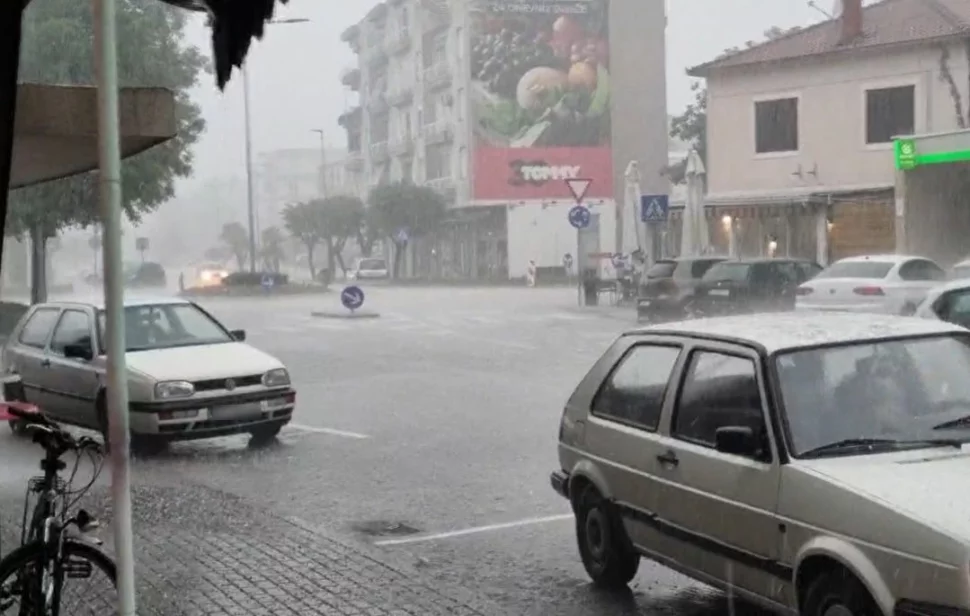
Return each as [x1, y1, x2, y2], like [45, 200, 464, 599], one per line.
[219, 222, 249, 271]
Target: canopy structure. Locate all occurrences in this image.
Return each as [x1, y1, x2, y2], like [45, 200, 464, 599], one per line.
[12, 83, 176, 188]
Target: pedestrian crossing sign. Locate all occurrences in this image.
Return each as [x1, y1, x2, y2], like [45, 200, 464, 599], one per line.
[640, 194, 669, 223]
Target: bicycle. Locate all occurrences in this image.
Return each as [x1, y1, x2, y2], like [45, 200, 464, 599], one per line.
[0, 404, 118, 615]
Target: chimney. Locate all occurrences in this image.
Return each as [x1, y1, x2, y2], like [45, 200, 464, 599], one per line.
[840, 0, 863, 43]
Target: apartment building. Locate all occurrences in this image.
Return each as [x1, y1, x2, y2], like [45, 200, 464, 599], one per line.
[339, 0, 668, 280]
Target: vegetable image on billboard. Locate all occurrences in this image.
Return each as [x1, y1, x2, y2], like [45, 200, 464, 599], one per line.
[471, 0, 613, 201]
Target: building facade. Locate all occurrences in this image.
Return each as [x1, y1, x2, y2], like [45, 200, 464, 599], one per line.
[690, 0, 970, 265]
[338, 0, 668, 280]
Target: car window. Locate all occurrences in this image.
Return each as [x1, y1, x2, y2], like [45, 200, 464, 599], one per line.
[644, 261, 676, 279]
[591, 344, 681, 431]
[359, 258, 386, 271]
[98, 303, 232, 351]
[771, 262, 798, 287]
[796, 261, 822, 282]
[672, 351, 766, 450]
[50, 310, 93, 355]
[703, 262, 750, 282]
[749, 263, 774, 286]
[950, 265, 970, 280]
[815, 261, 894, 279]
[899, 259, 946, 282]
[936, 291, 970, 328]
[17, 308, 61, 349]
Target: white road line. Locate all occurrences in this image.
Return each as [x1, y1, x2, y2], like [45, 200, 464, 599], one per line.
[288, 424, 370, 439]
[373, 513, 572, 546]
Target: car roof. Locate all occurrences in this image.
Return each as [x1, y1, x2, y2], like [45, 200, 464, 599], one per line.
[38, 296, 190, 311]
[627, 311, 964, 354]
[834, 254, 926, 264]
[709, 257, 815, 265]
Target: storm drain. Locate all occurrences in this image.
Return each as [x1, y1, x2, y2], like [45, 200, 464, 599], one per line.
[351, 520, 421, 537]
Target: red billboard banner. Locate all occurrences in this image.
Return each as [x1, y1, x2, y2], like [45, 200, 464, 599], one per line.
[473, 146, 612, 201]
[470, 0, 612, 201]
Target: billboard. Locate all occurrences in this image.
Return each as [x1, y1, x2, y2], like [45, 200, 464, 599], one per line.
[470, 0, 613, 201]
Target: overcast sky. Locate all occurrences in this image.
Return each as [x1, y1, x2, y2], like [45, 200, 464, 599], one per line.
[176, 0, 834, 195]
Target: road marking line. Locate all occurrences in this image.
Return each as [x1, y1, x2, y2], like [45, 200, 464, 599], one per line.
[373, 513, 572, 546]
[288, 424, 370, 439]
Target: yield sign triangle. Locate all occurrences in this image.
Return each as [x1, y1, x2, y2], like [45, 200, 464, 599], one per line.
[565, 178, 592, 203]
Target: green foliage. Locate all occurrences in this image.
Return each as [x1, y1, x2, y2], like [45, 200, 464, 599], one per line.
[259, 226, 285, 272]
[219, 222, 248, 271]
[316, 195, 364, 275]
[7, 0, 208, 237]
[282, 202, 323, 279]
[367, 182, 447, 240]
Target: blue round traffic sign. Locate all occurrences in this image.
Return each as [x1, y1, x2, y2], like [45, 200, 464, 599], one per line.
[568, 205, 591, 229]
[340, 285, 365, 310]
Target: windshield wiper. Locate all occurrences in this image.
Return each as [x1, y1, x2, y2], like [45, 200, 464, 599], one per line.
[933, 415, 970, 430]
[801, 437, 962, 458]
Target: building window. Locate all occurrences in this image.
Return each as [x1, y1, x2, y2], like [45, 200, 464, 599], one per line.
[754, 97, 798, 154]
[866, 85, 915, 144]
[423, 95, 437, 125]
[426, 143, 451, 179]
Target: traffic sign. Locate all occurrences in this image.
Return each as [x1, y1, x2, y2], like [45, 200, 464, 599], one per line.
[261, 274, 274, 289]
[611, 253, 625, 268]
[565, 178, 592, 203]
[395, 228, 409, 244]
[568, 205, 591, 229]
[641, 194, 669, 223]
[340, 285, 365, 310]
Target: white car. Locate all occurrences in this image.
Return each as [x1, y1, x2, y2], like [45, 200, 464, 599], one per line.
[349, 257, 389, 280]
[949, 258, 970, 281]
[914, 278, 970, 328]
[795, 254, 945, 315]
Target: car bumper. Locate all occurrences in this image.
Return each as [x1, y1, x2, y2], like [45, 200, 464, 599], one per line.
[129, 388, 295, 440]
[636, 297, 684, 321]
[550, 470, 570, 500]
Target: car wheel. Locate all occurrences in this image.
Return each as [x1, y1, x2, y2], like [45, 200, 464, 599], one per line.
[574, 484, 639, 588]
[802, 569, 880, 616]
[249, 424, 283, 447]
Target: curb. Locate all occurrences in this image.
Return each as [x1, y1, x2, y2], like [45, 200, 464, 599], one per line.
[309, 310, 381, 319]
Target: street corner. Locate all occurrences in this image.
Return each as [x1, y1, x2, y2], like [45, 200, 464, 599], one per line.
[310, 309, 381, 319]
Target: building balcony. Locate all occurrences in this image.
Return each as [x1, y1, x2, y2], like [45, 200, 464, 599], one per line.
[386, 30, 411, 55]
[423, 62, 452, 90]
[389, 135, 414, 157]
[427, 177, 457, 202]
[345, 152, 364, 171]
[386, 84, 413, 107]
[338, 106, 362, 129]
[365, 45, 388, 67]
[423, 121, 453, 145]
[341, 24, 360, 52]
[423, 4, 450, 33]
[340, 67, 361, 90]
[370, 141, 390, 162]
[367, 93, 389, 114]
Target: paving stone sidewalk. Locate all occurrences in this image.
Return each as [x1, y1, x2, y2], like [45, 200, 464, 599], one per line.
[0, 481, 503, 616]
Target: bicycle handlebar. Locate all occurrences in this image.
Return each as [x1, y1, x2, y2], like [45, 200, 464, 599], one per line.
[6, 403, 104, 456]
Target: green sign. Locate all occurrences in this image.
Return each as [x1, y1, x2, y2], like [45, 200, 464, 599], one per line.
[894, 138, 916, 170]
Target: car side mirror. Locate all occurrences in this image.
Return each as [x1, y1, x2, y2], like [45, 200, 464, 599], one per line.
[63, 343, 93, 361]
[230, 329, 246, 341]
[714, 426, 760, 457]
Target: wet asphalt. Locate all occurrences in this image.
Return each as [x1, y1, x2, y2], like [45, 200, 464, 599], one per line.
[1, 285, 757, 615]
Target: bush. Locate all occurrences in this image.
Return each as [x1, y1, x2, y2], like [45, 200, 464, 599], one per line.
[222, 271, 289, 287]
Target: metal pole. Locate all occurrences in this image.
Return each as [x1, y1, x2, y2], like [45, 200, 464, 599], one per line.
[93, 0, 136, 614]
[242, 63, 257, 273]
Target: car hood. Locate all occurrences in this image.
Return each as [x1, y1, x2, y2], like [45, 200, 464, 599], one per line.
[124, 342, 283, 381]
[801, 448, 970, 540]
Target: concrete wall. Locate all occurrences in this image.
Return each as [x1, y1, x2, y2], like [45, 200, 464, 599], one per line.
[705, 41, 970, 197]
[902, 164, 970, 267]
[507, 200, 615, 279]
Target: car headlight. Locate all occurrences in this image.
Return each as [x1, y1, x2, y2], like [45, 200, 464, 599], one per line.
[262, 368, 290, 387]
[154, 380, 195, 400]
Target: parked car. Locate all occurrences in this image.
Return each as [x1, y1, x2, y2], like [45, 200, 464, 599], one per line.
[948, 258, 970, 280]
[636, 256, 726, 322]
[349, 257, 389, 280]
[552, 311, 970, 614]
[795, 254, 945, 315]
[914, 278, 970, 328]
[126, 261, 167, 288]
[691, 258, 821, 316]
[195, 263, 229, 288]
[3, 297, 295, 450]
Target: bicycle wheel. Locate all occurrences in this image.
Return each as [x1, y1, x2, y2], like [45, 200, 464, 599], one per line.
[0, 539, 117, 615]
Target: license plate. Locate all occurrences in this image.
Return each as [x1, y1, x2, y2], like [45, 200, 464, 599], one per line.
[709, 289, 730, 296]
[638, 300, 650, 307]
[260, 398, 288, 411]
[211, 403, 262, 420]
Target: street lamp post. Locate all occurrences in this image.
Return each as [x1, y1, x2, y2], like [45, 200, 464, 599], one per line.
[311, 128, 326, 197]
[241, 17, 309, 273]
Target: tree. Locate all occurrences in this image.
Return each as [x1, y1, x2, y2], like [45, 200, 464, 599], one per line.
[367, 182, 447, 278]
[220, 222, 249, 271]
[666, 27, 797, 184]
[259, 226, 285, 273]
[135, 237, 149, 262]
[315, 195, 365, 279]
[8, 0, 207, 240]
[282, 202, 324, 280]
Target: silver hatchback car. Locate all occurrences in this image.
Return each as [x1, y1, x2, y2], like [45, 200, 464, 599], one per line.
[3, 297, 295, 449]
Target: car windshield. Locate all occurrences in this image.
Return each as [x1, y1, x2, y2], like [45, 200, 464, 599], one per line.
[97, 303, 232, 352]
[776, 334, 970, 457]
[359, 259, 386, 271]
[644, 261, 676, 278]
[815, 261, 894, 279]
[950, 265, 970, 280]
[702, 262, 750, 282]
[672, 260, 719, 280]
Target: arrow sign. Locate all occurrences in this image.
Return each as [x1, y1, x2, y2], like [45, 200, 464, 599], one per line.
[565, 178, 592, 203]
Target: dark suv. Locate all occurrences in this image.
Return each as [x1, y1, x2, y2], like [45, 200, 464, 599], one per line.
[127, 262, 167, 288]
[693, 257, 822, 316]
[636, 257, 727, 322]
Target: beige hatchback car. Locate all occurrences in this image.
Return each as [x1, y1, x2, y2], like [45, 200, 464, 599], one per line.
[553, 312, 970, 616]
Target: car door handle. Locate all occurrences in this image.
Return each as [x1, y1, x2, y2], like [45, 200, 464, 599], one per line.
[40, 358, 50, 368]
[656, 450, 679, 466]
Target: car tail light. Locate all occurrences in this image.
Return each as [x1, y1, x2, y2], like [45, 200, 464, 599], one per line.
[853, 286, 884, 296]
[795, 287, 813, 296]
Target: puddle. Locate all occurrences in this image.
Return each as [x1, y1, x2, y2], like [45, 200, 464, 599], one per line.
[351, 520, 421, 537]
